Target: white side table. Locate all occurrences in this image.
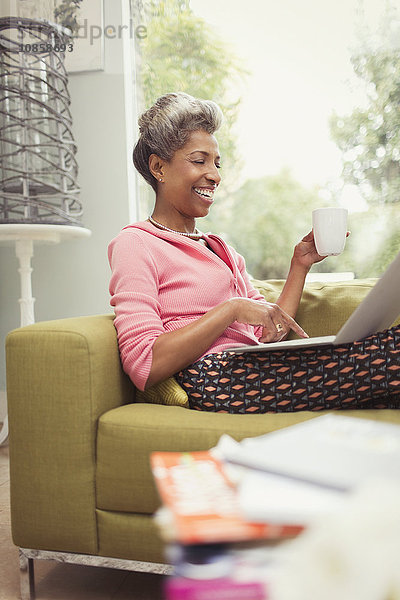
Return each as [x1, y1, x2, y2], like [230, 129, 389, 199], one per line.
[0, 224, 91, 445]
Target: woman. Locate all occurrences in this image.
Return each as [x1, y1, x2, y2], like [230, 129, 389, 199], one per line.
[108, 92, 400, 413]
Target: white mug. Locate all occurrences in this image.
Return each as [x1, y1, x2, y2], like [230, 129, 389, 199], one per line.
[312, 207, 348, 256]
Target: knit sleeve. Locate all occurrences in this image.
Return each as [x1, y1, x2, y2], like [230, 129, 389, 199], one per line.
[108, 230, 165, 391]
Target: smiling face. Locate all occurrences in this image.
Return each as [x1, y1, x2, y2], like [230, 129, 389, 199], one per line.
[149, 129, 221, 232]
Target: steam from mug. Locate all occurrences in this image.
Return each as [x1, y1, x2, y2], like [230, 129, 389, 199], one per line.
[312, 207, 348, 256]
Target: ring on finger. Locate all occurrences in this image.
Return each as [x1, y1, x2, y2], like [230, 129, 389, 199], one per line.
[276, 323, 283, 333]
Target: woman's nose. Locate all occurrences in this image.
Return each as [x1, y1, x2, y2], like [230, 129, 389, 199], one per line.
[207, 165, 221, 185]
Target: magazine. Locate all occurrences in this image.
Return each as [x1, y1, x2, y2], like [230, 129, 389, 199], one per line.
[151, 450, 303, 545]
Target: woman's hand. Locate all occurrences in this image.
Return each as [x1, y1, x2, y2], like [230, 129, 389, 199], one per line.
[292, 230, 351, 270]
[291, 230, 326, 270]
[230, 297, 308, 343]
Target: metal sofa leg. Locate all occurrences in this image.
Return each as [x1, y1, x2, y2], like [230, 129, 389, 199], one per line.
[17, 546, 172, 599]
[19, 549, 35, 600]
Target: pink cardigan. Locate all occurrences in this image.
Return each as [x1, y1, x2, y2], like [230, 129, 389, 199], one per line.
[108, 221, 267, 391]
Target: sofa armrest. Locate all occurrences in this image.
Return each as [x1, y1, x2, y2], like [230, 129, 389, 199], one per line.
[6, 314, 133, 554]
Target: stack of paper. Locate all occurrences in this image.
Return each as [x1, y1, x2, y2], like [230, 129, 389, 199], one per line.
[216, 414, 400, 525]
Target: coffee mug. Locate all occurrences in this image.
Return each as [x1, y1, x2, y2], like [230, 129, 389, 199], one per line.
[312, 207, 348, 256]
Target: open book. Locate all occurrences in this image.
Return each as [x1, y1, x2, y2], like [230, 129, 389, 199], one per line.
[220, 414, 400, 490]
[217, 414, 400, 524]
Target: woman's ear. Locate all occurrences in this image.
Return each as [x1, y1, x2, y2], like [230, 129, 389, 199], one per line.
[149, 154, 165, 183]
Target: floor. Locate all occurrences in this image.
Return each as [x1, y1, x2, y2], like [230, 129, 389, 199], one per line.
[0, 443, 165, 600]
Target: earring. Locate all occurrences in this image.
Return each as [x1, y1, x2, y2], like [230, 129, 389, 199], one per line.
[159, 178, 163, 182]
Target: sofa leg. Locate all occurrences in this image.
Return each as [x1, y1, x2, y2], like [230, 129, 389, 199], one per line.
[17, 547, 172, 598]
[19, 550, 35, 600]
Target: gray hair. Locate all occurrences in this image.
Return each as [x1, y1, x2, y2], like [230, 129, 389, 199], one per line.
[132, 92, 223, 191]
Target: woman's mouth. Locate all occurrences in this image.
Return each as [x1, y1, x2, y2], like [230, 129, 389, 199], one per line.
[193, 187, 215, 204]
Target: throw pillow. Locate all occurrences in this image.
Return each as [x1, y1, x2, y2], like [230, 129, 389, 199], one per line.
[136, 376, 189, 407]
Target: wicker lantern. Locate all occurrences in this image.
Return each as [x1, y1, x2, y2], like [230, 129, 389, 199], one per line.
[0, 16, 83, 226]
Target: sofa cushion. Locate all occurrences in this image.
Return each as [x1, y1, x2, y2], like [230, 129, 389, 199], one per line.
[95, 403, 400, 515]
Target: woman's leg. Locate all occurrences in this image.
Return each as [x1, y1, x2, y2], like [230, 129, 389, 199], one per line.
[175, 326, 400, 413]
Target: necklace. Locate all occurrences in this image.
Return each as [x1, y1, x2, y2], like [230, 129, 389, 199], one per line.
[148, 216, 203, 239]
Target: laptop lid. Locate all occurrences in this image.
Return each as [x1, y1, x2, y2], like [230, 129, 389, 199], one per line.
[334, 249, 400, 343]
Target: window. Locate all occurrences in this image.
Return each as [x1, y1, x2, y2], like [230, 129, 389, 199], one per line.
[133, 0, 400, 280]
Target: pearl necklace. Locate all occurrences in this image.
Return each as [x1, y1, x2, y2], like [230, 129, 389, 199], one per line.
[148, 216, 203, 239]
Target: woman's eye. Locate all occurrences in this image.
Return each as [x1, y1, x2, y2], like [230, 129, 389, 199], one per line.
[193, 160, 221, 169]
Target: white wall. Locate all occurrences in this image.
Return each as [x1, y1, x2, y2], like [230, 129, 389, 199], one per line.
[0, 0, 137, 399]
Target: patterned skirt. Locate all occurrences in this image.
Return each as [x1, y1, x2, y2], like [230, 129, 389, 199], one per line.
[174, 326, 400, 413]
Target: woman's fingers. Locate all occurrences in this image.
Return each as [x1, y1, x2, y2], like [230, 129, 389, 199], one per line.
[232, 298, 308, 343]
[260, 321, 287, 343]
[301, 230, 314, 242]
[260, 307, 308, 343]
[260, 328, 287, 343]
[284, 313, 309, 339]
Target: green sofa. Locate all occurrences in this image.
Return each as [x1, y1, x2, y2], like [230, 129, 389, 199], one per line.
[6, 279, 400, 598]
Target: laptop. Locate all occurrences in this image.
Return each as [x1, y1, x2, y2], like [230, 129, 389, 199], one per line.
[229, 249, 400, 354]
